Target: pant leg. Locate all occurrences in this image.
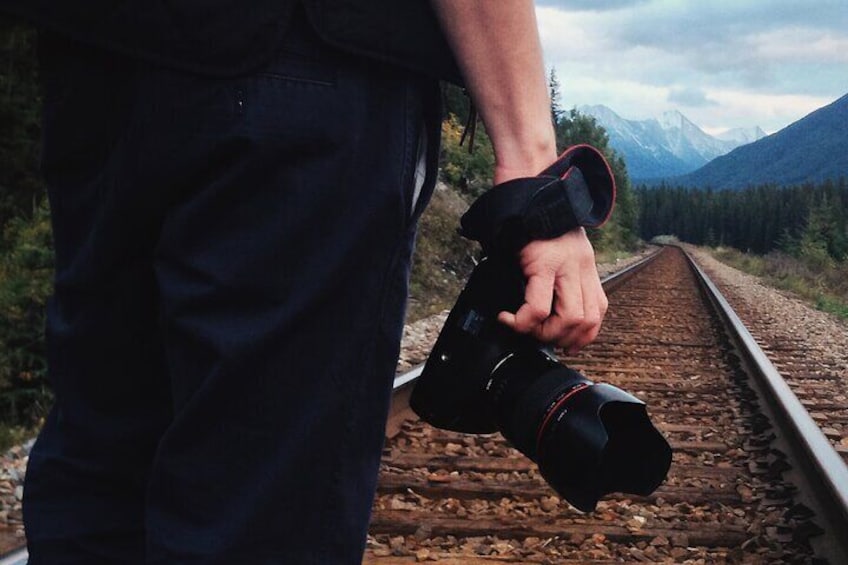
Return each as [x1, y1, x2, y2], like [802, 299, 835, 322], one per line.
[144, 28, 440, 563]
[23, 36, 173, 564]
[24, 17, 441, 565]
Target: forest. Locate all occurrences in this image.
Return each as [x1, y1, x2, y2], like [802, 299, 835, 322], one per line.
[637, 179, 848, 261]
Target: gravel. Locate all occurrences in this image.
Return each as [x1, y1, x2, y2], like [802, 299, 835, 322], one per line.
[372, 246, 822, 564]
[687, 246, 848, 368]
[687, 245, 848, 456]
[0, 439, 31, 544]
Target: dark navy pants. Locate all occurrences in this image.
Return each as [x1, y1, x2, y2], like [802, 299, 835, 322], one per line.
[23, 19, 440, 564]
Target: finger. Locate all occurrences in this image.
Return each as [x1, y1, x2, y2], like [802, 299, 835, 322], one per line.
[535, 274, 583, 343]
[501, 271, 554, 334]
[560, 272, 607, 353]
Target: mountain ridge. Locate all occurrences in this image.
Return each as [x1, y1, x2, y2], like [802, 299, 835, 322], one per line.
[579, 104, 763, 180]
[669, 93, 848, 189]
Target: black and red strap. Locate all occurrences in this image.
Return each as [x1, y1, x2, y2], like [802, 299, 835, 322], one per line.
[459, 144, 616, 255]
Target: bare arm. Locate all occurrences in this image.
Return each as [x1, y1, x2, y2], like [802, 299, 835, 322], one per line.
[431, 0, 556, 181]
[432, 0, 608, 354]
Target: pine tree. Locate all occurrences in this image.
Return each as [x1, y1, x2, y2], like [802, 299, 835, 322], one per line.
[548, 67, 563, 128]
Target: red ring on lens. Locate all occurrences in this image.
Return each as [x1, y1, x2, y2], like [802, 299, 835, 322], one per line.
[535, 382, 593, 458]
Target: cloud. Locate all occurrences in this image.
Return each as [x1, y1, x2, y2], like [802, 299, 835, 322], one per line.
[536, 0, 650, 11]
[667, 87, 717, 108]
[535, 0, 848, 132]
[750, 28, 848, 64]
[695, 90, 833, 134]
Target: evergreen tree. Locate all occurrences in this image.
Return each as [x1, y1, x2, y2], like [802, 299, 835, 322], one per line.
[439, 114, 494, 200]
[0, 17, 43, 227]
[548, 67, 563, 128]
[634, 179, 848, 260]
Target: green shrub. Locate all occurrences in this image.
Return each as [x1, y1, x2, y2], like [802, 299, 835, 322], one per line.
[0, 424, 28, 452]
[439, 114, 495, 200]
[816, 295, 848, 319]
[711, 246, 848, 321]
[0, 200, 53, 426]
[650, 235, 680, 246]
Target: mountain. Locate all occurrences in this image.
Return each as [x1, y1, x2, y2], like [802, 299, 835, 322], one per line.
[578, 105, 763, 180]
[671, 93, 848, 190]
[716, 126, 768, 145]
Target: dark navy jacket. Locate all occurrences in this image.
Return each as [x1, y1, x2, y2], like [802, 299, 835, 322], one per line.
[0, 0, 462, 83]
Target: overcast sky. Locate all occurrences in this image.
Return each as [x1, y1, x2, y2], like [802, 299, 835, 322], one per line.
[536, 0, 848, 134]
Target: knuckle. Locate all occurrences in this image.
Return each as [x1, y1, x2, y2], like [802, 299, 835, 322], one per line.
[583, 314, 601, 328]
[527, 304, 549, 321]
[566, 313, 586, 327]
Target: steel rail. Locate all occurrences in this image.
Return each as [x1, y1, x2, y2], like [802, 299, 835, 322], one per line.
[684, 248, 848, 564]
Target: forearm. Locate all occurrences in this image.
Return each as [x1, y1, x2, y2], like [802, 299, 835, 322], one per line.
[431, 0, 556, 181]
[433, 1, 607, 351]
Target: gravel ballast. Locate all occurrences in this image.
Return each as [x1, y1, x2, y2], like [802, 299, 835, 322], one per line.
[687, 245, 848, 457]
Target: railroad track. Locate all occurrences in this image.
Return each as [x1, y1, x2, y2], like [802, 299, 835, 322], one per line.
[3, 247, 847, 564]
[367, 246, 848, 564]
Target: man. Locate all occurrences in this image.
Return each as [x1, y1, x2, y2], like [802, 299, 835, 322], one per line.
[1, 1, 607, 562]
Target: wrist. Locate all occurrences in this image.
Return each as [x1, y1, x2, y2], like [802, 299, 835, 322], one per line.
[491, 126, 557, 184]
[493, 142, 558, 184]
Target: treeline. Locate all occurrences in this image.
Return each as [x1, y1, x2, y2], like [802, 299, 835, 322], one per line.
[1, 17, 50, 430]
[637, 179, 848, 261]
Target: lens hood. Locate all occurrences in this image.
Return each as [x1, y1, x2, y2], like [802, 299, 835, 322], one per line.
[535, 381, 672, 512]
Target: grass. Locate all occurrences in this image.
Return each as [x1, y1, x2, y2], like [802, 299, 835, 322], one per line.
[815, 295, 848, 319]
[710, 246, 848, 321]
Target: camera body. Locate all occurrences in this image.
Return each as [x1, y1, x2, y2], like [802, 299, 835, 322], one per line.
[409, 145, 671, 512]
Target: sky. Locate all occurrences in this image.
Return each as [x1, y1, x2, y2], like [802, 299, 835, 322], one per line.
[536, 0, 848, 135]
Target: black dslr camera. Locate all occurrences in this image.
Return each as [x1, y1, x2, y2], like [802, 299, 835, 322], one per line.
[410, 145, 671, 512]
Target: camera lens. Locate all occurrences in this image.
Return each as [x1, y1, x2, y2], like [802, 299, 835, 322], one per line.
[485, 349, 672, 512]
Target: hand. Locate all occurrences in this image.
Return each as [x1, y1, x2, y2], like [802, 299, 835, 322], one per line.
[497, 227, 608, 354]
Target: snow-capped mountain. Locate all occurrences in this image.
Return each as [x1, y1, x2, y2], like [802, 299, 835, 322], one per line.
[675, 92, 848, 190]
[716, 126, 768, 145]
[578, 105, 765, 180]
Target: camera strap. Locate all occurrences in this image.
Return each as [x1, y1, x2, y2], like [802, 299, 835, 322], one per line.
[459, 144, 616, 255]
